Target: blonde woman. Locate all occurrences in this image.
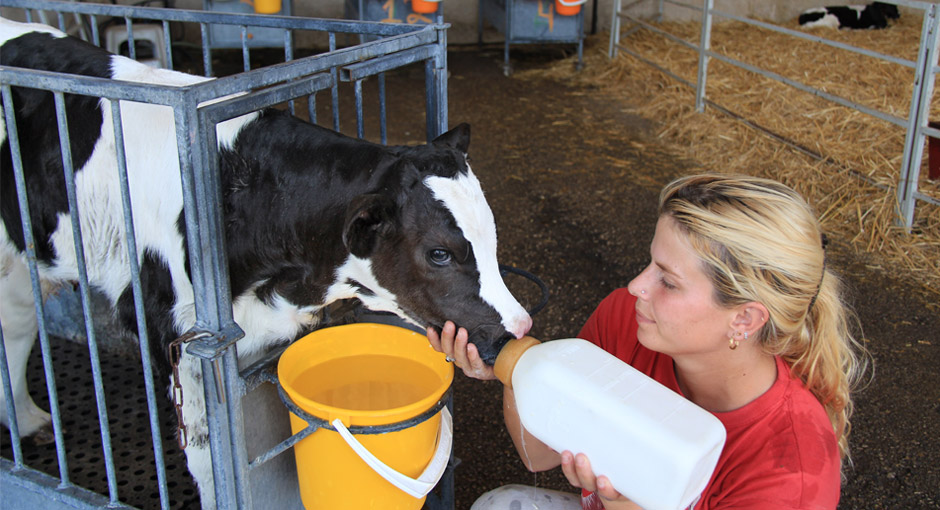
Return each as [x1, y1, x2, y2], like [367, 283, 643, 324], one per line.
[429, 174, 868, 510]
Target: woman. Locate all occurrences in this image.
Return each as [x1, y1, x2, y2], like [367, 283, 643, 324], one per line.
[428, 174, 868, 510]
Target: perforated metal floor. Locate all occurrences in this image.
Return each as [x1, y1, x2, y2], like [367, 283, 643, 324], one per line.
[1, 336, 201, 509]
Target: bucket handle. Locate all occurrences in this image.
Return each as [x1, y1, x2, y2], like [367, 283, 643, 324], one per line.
[557, 0, 587, 5]
[331, 407, 453, 499]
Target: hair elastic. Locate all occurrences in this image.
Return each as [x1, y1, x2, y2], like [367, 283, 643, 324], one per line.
[807, 233, 829, 312]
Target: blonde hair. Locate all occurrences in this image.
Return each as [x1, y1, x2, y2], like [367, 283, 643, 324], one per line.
[659, 173, 869, 460]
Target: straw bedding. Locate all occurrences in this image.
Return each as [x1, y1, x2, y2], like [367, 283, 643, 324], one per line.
[520, 11, 940, 303]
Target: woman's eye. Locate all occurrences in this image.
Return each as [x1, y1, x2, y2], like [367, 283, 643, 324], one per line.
[428, 249, 452, 266]
[660, 277, 676, 290]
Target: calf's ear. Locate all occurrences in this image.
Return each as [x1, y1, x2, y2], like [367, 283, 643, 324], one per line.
[432, 123, 470, 154]
[343, 194, 398, 257]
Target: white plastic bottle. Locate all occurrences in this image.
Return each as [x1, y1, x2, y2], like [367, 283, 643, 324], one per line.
[493, 337, 727, 510]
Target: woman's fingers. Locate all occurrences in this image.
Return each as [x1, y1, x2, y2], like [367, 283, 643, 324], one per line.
[460, 341, 497, 380]
[428, 321, 458, 356]
[595, 475, 623, 501]
[561, 451, 588, 488]
[562, 452, 629, 506]
[427, 325, 443, 352]
[428, 321, 497, 380]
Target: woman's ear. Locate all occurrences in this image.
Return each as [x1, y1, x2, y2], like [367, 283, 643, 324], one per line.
[731, 303, 770, 337]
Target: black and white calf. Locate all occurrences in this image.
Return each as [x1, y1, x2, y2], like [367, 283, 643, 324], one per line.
[0, 17, 531, 508]
[798, 1, 900, 29]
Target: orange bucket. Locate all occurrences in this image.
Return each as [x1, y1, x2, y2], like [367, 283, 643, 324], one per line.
[411, 0, 439, 14]
[278, 323, 454, 510]
[253, 0, 281, 14]
[555, 0, 584, 16]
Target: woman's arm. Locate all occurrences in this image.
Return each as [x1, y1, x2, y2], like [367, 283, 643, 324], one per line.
[503, 385, 561, 472]
[428, 321, 561, 471]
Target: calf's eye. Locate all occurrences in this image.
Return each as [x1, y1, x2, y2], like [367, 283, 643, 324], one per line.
[428, 249, 452, 266]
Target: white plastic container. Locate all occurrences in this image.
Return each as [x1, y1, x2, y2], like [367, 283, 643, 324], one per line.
[494, 337, 727, 510]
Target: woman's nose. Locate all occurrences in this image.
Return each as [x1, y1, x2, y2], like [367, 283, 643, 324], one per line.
[627, 264, 652, 298]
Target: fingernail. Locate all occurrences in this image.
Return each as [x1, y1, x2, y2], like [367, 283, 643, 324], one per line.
[598, 479, 607, 490]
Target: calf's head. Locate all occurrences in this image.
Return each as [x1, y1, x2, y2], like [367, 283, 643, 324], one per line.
[339, 124, 531, 363]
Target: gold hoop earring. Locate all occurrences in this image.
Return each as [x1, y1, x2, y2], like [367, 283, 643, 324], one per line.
[729, 336, 739, 350]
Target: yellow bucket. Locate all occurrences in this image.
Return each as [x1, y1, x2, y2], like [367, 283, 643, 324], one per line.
[253, 0, 281, 14]
[278, 323, 454, 510]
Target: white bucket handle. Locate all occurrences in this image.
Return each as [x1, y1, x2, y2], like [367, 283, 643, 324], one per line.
[557, 0, 587, 6]
[331, 407, 453, 499]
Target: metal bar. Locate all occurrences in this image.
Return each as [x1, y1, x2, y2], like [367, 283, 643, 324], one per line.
[425, 58, 435, 141]
[620, 13, 697, 51]
[897, 4, 940, 229]
[308, 92, 317, 124]
[0, 324, 24, 468]
[202, 358, 238, 509]
[0, 88, 25, 468]
[1, 84, 70, 488]
[504, 0, 511, 72]
[108, 98, 173, 510]
[163, 20, 173, 69]
[340, 45, 436, 81]
[125, 17, 136, 61]
[221, 348, 252, 510]
[608, 0, 621, 58]
[51, 91, 120, 505]
[379, 72, 387, 145]
[706, 50, 908, 128]
[188, 100, 241, 509]
[247, 419, 317, 470]
[196, 30, 439, 102]
[285, 28, 295, 115]
[197, 73, 333, 128]
[694, 0, 713, 113]
[355, 79, 365, 139]
[241, 25, 251, 73]
[90, 15, 100, 47]
[0, 67, 184, 105]
[1, 460, 137, 510]
[662, 0, 701, 12]
[436, 23, 449, 138]
[614, 41, 695, 88]
[189, 119, 235, 331]
[73, 12, 87, 42]
[0, 0, 428, 36]
[327, 33, 339, 132]
[201, 22, 213, 77]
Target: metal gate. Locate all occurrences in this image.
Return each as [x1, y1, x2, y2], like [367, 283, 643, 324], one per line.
[609, 0, 938, 231]
[0, 1, 451, 508]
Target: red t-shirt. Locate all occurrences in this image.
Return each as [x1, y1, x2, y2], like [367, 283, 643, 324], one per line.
[576, 288, 840, 510]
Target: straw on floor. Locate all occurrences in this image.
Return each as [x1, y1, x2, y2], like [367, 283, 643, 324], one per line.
[521, 12, 940, 304]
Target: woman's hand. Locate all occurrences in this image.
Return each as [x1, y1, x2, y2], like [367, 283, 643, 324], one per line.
[561, 451, 642, 510]
[427, 321, 496, 381]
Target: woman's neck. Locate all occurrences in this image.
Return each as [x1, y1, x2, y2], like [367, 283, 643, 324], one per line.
[674, 349, 778, 413]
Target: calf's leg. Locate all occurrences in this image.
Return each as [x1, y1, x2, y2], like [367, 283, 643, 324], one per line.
[0, 252, 53, 443]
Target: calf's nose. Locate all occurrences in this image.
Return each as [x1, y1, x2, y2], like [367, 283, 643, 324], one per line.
[507, 314, 533, 339]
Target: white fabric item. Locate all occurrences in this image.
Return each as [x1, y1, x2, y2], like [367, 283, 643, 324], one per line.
[470, 484, 582, 510]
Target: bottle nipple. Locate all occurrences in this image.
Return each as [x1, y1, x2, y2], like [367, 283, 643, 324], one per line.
[493, 336, 541, 389]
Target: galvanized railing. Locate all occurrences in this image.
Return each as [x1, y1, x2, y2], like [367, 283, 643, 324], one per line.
[608, 0, 939, 231]
[0, 1, 449, 508]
